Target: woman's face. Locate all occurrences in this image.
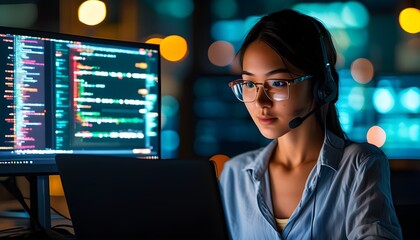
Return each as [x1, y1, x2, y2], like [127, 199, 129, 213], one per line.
[241, 40, 314, 139]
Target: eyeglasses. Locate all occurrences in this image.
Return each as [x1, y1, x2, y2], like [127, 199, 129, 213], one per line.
[228, 75, 312, 103]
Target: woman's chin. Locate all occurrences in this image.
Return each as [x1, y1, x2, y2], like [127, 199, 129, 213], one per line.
[258, 129, 286, 140]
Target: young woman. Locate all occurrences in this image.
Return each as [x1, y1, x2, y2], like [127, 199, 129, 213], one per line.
[219, 9, 402, 239]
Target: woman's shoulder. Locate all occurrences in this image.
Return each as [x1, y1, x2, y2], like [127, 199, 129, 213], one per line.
[343, 141, 388, 168]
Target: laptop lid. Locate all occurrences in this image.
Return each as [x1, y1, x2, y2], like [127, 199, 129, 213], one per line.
[55, 154, 229, 240]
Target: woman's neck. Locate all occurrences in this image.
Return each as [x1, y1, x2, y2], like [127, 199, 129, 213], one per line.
[273, 117, 324, 168]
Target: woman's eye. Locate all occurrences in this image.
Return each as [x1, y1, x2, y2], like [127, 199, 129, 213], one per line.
[244, 81, 255, 88]
[269, 80, 286, 87]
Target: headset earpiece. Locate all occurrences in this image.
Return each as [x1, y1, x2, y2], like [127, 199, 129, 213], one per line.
[318, 74, 337, 103]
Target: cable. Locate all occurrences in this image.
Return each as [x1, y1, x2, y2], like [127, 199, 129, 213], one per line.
[21, 195, 72, 222]
[50, 224, 75, 239]
[49, 206, 71, 222]
[0, 226, 28, 234]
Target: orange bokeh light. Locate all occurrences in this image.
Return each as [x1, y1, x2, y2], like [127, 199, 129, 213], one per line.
[367, 126, 386, 147]
[350, 58, 374, 84]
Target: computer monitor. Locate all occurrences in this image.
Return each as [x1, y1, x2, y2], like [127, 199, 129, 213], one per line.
[0, 26, 161, 175]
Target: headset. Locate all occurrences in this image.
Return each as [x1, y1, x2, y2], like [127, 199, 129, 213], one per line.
[311, 19, 338, 104]
[311, 19, 338, 240]
[288, 19, 338, 129]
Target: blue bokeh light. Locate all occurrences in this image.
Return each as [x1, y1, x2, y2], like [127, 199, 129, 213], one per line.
[162, 95, 179, 117]
[373, 88, 395, 114]
[211, 20, 244, 42]
[156, 0, 194, 18]
[399, 87, 420, 113]
[348, 86, 365, 111]
[161, 130, 180, 153]
[342, 1, 369, 28]
[292, 1, 369, 29]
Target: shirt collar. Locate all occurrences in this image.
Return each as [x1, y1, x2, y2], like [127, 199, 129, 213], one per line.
[243, 130, 346, 181]
[318, 130, 346, 171]
[243, 140, 277, 181]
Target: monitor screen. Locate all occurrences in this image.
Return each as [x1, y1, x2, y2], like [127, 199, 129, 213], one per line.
[0, 26, 161, 175]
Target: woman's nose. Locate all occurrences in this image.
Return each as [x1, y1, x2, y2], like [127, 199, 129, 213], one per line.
[254, 87, 272, 108]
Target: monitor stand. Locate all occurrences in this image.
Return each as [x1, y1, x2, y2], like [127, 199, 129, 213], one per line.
[29, 175, 51, 229]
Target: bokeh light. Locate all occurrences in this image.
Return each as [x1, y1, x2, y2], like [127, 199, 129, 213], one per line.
[161, 130, 180, 152]
[331, 29, 351, 51]
[156, 0, 194, 18]
[244, 16, 262, 34]
[336, 52, 345, 68]
[350, 58, 374, 84]
[229, 56, 241, 74]
[160, 35, 188, 62]
[348, 86, 365, 111]
[338, 110, 352, 132]
[146, 37, 163, 45]
[293, 1, 369, 29]
[78, 0, 107, 26]
[211, 20, 244, 42]
[341, 1, 369, 28]
[399, 8, 420, 34]
[409, 124, 420, 141]
[208, 41, 235, 67]
[373, 88, 395, 114]
[399, 87, 420, 113]
[367, 126, 386, 147]
[162, 95, 180, 118]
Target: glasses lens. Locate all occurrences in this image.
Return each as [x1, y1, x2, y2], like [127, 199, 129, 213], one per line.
[230, 80, 256, 102]
[231, 81, 245, 101]
[264, 79, 289, 101]
[241, 81, 257, 102]
[230, 79, 291, 102]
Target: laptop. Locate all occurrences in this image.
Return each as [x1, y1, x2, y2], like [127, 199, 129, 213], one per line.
[55, 154, 229, 240]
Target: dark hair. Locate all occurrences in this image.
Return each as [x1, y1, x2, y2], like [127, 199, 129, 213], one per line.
[238, 9, 347, 139]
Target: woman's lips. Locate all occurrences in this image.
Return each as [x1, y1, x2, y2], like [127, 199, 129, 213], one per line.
[257, 116, 277, 125]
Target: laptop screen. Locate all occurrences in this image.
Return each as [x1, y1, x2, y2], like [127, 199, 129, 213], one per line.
[55, 154, 229, 239]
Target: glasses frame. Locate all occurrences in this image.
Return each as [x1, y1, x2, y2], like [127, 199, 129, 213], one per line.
[228, 75, 312, 103]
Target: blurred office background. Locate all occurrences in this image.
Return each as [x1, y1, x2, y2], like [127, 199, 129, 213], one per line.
[1, 0, 419, 161]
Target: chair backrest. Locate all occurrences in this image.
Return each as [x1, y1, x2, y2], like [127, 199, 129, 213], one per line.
[210, 154, 230, 179]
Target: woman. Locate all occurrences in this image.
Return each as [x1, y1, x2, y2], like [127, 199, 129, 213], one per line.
[219, 9, 402, 239]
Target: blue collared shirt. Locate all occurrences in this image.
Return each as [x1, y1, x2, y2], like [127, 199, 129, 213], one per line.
[219, 131, 402, 239]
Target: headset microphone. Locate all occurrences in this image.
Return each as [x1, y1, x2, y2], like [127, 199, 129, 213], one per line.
[288, 102, 326, 129]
